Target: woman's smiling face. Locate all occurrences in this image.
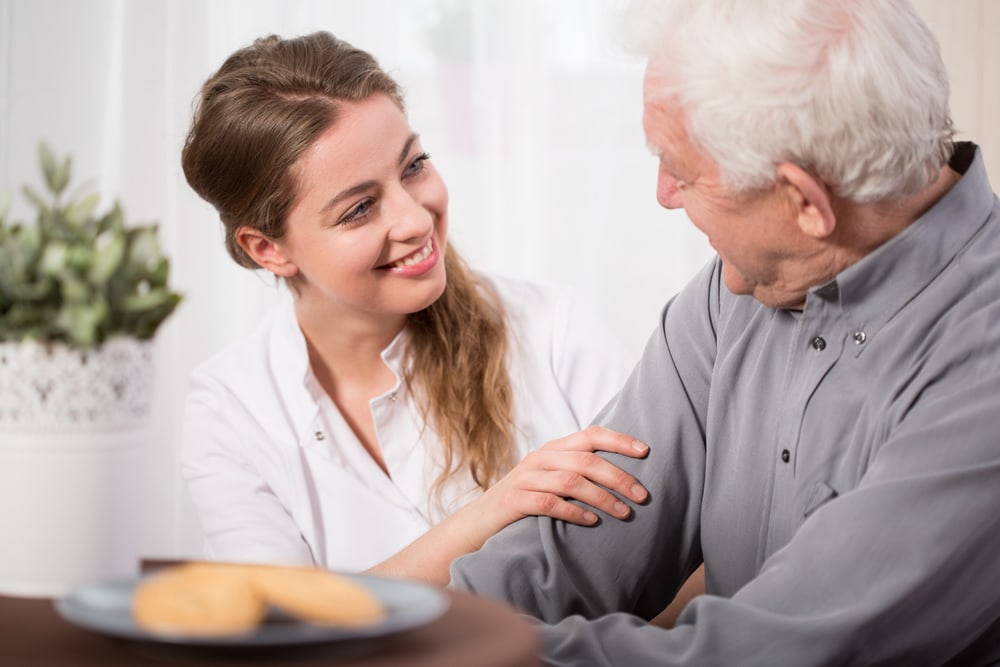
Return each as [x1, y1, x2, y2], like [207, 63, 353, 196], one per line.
[274, 93, 450, 327]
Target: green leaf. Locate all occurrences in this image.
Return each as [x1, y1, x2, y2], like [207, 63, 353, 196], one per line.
[0, 278, 55, 302]
[51, 156, 72, 196]
[38, 142, 58, 193]
[38, 241, 70, 276]
[66, 244, 93, 271]
[63, 192, 100, 227]
[54, 299, 108, 347]
[89, 230, 126, 284]
[126, 226, 163, 270]
[6, 302, 56, 328]
[129, 292, 182, 339]
[10, 222, 41, 257]
[120, 288, 175, 313]
[0, 190, 10, 225]
[148, 257, 170, 287]
[60, 273, 93, 303]
[22, 184, 49, 212]
[96, 204, 125, 234]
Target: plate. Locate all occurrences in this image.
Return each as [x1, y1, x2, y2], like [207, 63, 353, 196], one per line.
[55, 571, 450, 647]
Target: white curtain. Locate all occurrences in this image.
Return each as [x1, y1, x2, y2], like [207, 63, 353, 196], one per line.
[0, 0, 712, 558]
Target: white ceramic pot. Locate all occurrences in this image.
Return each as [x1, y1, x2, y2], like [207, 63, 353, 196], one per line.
[0, 338, 153, 598]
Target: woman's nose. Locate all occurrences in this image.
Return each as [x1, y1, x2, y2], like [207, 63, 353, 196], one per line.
[656, 168, 684, 209]
[387, 189, 434, 241]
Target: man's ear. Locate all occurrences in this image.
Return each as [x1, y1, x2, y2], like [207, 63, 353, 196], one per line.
[235, 226, 299, 278]
[776, 163, 836, 239]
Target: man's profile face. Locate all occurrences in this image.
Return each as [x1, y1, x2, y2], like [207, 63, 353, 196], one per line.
[642, 60, 812, 309]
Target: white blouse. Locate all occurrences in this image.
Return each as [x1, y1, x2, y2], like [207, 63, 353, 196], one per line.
[181, 273, 632, 572]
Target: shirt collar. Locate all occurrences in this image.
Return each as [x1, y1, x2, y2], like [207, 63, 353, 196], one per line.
[806, 142, 995, 350]
[379, 327, 409, 382]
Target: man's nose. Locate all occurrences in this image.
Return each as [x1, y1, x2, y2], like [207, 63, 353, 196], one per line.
[656, 169, 684, 209]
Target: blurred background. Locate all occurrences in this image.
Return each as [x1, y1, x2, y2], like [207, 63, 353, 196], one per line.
[1, 0, 996, 559]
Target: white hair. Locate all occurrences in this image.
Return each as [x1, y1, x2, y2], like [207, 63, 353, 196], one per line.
[620, 0, 955, 202]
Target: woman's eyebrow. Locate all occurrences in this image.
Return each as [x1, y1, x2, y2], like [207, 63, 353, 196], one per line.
[319, 181, 377, 215]
[398, 133, 419, 165]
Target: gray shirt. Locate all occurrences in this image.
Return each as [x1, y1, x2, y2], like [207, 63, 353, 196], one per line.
[450, 143, 1000, 666]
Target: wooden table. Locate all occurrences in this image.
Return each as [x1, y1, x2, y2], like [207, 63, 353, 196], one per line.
[0, 587, 542, 666]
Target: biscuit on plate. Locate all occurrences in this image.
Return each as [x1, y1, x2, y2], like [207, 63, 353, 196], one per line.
[132, 563, 266, 636]
[248, 564, 386, 627]
[131, 562, 386, 635]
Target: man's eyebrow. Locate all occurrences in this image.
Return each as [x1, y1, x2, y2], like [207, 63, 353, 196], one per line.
[317, 133, 422, 215]
[648, 141, 679, 174]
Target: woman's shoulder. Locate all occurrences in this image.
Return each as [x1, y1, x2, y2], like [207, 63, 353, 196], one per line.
[474, 271, 633, 440]
[190, 300, 303, 391]
[474, 270, 623, 360]
[474, 271, 575, 322]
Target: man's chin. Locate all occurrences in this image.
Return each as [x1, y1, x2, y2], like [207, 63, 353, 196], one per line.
[721, 265, 755, 297]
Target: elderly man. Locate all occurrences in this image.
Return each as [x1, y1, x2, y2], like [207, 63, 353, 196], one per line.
[450, 1, 1000, 664]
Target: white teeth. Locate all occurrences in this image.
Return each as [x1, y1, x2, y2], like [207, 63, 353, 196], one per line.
[394, 241, 432, 268]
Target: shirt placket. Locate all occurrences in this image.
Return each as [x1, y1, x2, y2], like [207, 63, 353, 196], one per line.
[763, 305, 845, 560]
[306, 391, 421, 517]
[370, 387, 434, 524]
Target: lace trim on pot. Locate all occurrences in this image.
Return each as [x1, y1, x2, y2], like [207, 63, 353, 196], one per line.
[0, 339, 153, 428]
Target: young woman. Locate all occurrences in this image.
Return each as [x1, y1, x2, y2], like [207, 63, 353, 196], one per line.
[179, 31, 647, 585]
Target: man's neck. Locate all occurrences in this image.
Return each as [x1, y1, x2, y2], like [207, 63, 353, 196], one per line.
[833, 164, 961, 266]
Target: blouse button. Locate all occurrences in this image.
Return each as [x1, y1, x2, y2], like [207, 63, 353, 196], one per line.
[811, 336, 827, 351]
[314, 431, 325, 441]
[389, 392, 398, 402]
[853, 331, 867, 345]
[780, 449, 790, 463]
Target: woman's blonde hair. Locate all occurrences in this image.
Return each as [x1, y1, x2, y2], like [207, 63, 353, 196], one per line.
[181, 31, 515, 496]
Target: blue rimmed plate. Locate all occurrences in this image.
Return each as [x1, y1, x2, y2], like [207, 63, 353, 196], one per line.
[55, 572, 449, 647]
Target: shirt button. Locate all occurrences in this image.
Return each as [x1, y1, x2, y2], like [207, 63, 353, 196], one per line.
[314, 431, 325, 441]
[389, 392, 398, 402]
[853, 331, 867, 345]
[780, 449, 790, 463]
[811, 336, 827, 351]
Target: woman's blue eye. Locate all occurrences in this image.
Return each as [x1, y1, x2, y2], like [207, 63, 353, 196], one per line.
[405, 152, 431, 176]
[342, 199, 372, 225]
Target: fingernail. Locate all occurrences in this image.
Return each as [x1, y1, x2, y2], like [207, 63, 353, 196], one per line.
[632, 440, 649, 454]
[583, 511, 598, 524]
[631, 484, 647, 501]
[614, 501, 629, 516]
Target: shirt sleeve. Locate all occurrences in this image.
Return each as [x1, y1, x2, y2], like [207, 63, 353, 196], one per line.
[452, 258, 1000, 666]
[181, 369, 315, 566]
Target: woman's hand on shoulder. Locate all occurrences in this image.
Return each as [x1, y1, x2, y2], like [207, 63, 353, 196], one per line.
[477, 425, 650, 537]
[369, 426, 649, 585]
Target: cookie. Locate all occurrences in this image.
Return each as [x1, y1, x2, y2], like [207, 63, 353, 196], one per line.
[132, 562, 266, 636]
[249, 564, 386, 627]
[131, 561, 386, 636]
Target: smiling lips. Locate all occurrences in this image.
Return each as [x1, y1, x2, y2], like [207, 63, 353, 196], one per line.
[381, 238, 437, 274]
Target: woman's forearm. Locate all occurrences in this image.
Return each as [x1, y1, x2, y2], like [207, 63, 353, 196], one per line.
[365, 499, 495, 586]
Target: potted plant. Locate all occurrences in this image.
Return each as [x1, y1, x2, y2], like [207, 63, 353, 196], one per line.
[0, 142, 182, 597]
